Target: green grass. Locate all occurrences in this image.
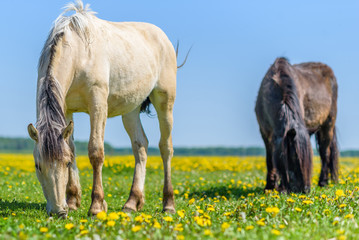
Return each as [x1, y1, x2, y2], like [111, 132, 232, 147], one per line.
[0, 156, 359, 239]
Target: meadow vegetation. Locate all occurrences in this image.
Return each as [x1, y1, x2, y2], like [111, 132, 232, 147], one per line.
[0, 154, 359, 239]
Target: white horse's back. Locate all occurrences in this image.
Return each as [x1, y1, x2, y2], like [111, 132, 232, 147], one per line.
[60, 15, 177, 116]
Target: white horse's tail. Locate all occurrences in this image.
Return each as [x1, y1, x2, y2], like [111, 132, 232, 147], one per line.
[176, 41, 192, 69]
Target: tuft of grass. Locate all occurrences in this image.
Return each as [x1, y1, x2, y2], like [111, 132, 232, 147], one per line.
[0, 154, 359, 239]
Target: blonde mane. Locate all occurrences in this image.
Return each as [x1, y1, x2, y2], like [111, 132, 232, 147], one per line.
[36, 0, 96, 162]
[38, 0, 96, 70]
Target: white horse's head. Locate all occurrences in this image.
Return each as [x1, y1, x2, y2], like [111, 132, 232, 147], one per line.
[28, 121, 74, 218]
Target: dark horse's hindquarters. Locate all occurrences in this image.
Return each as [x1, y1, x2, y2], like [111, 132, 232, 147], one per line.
[255, 57, 338, 193]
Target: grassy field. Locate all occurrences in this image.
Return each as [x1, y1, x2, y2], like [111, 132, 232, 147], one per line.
[0, 154, 359, 239]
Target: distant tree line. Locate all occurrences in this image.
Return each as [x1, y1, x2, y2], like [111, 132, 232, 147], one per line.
[0, 137, 358, 156]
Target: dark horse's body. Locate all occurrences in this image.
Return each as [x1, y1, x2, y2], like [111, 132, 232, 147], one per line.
[255, 57, 338, 193]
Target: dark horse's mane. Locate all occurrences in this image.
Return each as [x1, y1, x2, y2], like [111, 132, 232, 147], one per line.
[36, 32, 69, 162]
[271, 58, 312, 191]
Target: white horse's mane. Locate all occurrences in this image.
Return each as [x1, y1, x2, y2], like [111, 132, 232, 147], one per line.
[36, 1, 96, 162]
[38, 0, 96, 70]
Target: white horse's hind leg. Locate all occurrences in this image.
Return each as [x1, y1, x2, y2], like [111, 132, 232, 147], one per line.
[122, 109, 148, 212]
[87, 90, 108, 216]
[150, 87, 176, 213]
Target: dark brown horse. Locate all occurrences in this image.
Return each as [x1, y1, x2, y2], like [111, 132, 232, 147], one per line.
[255, 57, 338, 193]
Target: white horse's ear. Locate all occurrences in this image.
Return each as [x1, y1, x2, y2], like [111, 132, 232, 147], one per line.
[28, 124, 39, 142]
[62, 121, 74, 141]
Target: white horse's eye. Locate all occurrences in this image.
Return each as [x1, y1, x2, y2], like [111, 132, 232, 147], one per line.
[35, 163, 41, 172]
[66, 162, 72, 168]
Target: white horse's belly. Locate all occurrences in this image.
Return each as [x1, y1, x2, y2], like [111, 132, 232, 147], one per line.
[106, 76, 157, 117]
[65, 85, 155, 117]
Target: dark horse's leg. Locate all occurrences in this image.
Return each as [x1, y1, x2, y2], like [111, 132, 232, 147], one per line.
[316, 124, 338, 187]
[328, 127, 339, 182]
[261, 130, 278, 190]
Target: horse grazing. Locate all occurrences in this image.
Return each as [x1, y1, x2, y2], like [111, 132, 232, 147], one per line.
[255, 57, 338, 193]
[28, 0, 178, 217]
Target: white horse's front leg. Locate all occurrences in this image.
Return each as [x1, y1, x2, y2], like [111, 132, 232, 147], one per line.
[122, 110, 148, 212]
[88, 90, 108, 216]
[65, 115, 81, 211]
[66, 136, 82, 210]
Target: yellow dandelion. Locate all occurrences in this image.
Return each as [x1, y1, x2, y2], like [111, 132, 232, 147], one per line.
[265, 207, 280, 216]
[174, 224, 184, 232]
[153, 221, 161, 229]
[339, 204, 347, 208]
[204, 229, 212, 235]
[80, 230, 89, 235]
[135, 215, 144, 223]
[19, 224, 25, 229]
[338, 235, 346, 240]
[207, 206, 215, 211]
[279, 224, 285, 229]
[245, 225, 254, 230]
[287, 198, 295, 203]
[132, 225, 142, 232]
[174, 189, 179, 195]
[39, 227, 48, 233]
[118, 212, 128, 218]
[96, 211, 107, 221]
[295, 207, 302, 212]
[344, 214, 354, 219]
[271, 229, 281, 235]
[221, 222, 230, 231]
[107, 220, 115, 227]
[188, 198, 195, 205]
[336, 189, 345, 197]
[302, 200, 314, 205]
[256, 219, 266, 226]
[177, 235, 185, 240]
[64, 223, 74, 230]
[177, 210, 185, 218]
[19, 231, 27, 240]
[323, 209, 330, 214]
[223, 212, 232, 216]
[80, 219, 88, 223]
[108, 212, 119, 220]
[163, 216, 173, 222]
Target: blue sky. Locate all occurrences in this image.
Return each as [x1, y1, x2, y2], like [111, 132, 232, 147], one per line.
[0, 1, 358, 149]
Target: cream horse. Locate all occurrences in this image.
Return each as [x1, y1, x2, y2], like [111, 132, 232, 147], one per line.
[28, 0, 177, 217]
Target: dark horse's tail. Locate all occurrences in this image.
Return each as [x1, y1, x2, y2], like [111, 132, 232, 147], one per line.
[272, 58, 312, 192]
